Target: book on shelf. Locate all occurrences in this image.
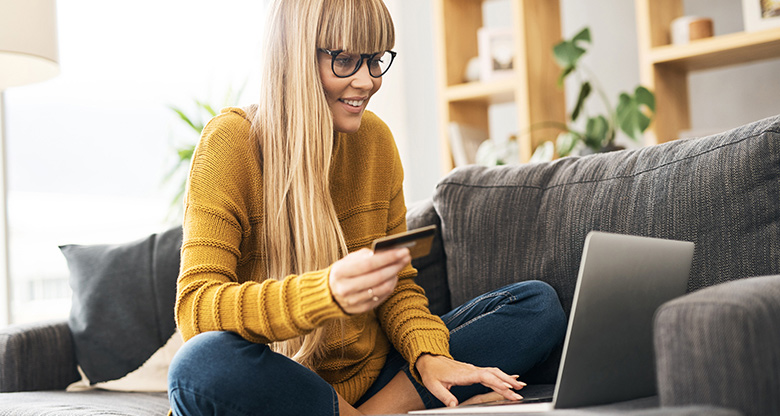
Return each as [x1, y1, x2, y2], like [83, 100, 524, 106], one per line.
[448, 122, 488, 167]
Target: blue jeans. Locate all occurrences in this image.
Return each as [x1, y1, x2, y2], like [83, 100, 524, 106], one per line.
[168, 280, 567, 416]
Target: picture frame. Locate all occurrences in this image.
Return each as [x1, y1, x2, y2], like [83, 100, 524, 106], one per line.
[742, 0, 780, 32]
[477, 27, 515, 81]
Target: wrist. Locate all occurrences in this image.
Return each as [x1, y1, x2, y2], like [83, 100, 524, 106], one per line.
[415, 353, 439, 372]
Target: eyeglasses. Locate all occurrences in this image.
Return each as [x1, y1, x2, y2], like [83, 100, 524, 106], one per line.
[318, 48, 397, 78]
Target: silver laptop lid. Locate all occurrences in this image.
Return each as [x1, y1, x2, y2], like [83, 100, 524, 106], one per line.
[553, 231, 694, 409]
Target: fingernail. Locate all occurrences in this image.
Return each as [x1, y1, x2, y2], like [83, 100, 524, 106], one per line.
[510, 376, 526, 386]
[449, 401, 457, 407]
[503, 382, 513, 389]
[514, 393, 524, 400]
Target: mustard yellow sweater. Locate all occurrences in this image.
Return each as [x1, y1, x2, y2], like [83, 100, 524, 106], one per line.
[175, 107, 451, 404]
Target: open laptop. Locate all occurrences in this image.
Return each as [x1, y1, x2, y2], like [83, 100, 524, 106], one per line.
[411, 231, 695, 414]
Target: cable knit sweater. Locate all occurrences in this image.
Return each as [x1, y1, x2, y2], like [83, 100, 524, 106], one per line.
[175, 107, 451, 404]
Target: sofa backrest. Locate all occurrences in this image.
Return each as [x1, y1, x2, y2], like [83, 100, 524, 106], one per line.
[424, 115, 780, 317]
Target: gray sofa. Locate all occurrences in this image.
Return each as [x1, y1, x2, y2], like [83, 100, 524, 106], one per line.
[0, 114, 778, 415]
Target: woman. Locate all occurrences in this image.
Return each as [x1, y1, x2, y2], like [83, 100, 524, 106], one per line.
[167, 0, 567, 414]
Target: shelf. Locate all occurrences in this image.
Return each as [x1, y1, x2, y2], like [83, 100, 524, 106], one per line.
[636, 0, 780, 145]
[445, 79, 516, 104]
[434, 0, 565, 174]
[647, 27, 780, 71]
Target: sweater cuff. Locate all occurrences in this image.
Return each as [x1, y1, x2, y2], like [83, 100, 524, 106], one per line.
[404, 333, 452, 383]
[291, 266, 349, 327]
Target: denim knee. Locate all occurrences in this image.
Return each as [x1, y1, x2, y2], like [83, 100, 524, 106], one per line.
[169, 331, 339, 416]
[168, 331, 234, 390]
[520, 281, 567, 347]
[168, 332, 253, 415]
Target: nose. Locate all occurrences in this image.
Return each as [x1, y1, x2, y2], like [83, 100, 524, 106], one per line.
[350, 61, 374, 90]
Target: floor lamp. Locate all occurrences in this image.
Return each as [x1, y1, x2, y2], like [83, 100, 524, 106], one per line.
[0, 0, 59, 325]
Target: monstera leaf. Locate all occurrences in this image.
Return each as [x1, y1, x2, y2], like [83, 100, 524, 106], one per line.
[617, 86, 656, 141]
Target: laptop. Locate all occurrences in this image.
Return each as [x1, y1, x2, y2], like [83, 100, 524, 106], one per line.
[410, 231, 695, 414]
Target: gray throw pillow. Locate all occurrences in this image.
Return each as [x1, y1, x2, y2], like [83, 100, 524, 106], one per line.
[61, 226, 182, 384]
[407, 198, 450, 316]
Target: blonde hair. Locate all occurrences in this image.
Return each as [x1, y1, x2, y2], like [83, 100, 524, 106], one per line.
[252, 0, 395, 369]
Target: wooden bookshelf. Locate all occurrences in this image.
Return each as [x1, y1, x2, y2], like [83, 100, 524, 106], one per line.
[433, 0, 567, 174]
[636, 0, 780, 144]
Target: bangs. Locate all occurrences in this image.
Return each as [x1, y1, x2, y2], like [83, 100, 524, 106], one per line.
[317, 0, 395, 53]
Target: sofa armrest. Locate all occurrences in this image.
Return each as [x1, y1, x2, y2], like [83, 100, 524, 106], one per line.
[0, 319, 80, 392]
[654, 275, 780, 416]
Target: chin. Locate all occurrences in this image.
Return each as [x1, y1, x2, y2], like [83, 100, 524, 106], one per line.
[337, 125, 361, 134]
[334, 119, 363, 134]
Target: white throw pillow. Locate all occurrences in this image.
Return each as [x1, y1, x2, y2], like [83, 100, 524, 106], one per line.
[67, 330, 184, 392]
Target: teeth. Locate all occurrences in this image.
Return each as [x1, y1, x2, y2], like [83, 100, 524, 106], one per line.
[342, 99, 364, 107]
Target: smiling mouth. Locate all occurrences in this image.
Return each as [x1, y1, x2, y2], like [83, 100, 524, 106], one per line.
[340, 98, 365, 108]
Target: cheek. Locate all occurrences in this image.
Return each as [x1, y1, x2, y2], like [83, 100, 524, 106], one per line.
[372, 77, 382, 94]
[318, 62, 337, 100]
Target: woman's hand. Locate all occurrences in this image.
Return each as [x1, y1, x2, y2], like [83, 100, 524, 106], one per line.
[416, 354, 526, 408]
[329, 247, 411, 315]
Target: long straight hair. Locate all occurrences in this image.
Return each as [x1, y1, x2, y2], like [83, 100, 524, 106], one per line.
[252, 0, 395, 369]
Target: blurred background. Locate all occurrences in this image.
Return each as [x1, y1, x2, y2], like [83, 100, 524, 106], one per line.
[3, 0, 779, 323]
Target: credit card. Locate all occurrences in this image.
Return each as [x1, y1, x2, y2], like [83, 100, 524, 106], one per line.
[371, 225, 437, 259]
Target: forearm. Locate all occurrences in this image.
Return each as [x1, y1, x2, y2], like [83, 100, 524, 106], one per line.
[176, 268, 346, 343]
[377, 268, 452, 380]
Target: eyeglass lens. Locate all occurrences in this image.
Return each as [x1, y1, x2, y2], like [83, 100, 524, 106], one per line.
[332, 51, 394, 77]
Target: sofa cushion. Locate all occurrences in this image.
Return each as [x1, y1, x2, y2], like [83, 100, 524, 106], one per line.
[61, 227, 182, 384]
[0, 390, 169, 415]
[433, 115, 780, 316]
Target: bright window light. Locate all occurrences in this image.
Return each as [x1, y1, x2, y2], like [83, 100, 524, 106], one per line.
[3, 0, 266, 324]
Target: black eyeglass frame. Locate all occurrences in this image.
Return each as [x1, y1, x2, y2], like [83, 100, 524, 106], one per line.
[318, 48, 397, 78]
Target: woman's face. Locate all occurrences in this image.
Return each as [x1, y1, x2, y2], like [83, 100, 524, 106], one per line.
[318, 50, 383, 134]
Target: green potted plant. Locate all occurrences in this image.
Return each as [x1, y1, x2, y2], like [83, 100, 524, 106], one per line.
[164, 83, 246, 219]
[538, 27, 656, 159]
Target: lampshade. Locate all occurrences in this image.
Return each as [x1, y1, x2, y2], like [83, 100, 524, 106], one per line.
[0, 0, 59, 90]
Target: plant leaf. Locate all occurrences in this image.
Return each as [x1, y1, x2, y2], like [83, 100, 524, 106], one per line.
[170, 106, 202, 132]
[572, 27, 591, 44]
[616, 88, 655, 141]
[177, 145, 195, 161]
[196, 100, 217, 118]
[556, 131, 581, 157]
[553, 41, 586, 69]
[635, 85, 655, 112]
[571, 81, 592, 122]
[557, 65, 575, 86]
[584, 115, 608, 150]
[553, 27, 591, 68]
[531, 141, 556, 163]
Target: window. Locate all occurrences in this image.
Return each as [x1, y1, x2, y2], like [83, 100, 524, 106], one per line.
[3, 1, 266, 323]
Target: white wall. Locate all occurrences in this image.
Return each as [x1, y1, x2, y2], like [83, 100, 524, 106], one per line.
[388, 0, 780, 203]
[369, 0, 442, 204]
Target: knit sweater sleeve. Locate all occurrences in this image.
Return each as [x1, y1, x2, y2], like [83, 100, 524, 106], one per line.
[175, 108, 347, 343]
[374, 134, 452, 381]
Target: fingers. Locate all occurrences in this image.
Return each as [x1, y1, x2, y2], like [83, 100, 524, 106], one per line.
[338, 248, 410, 279]
[417, 355, 527, 408]
[329, 247, 411, 314]
[460, 391, 505, 406]
[476, 368, 525, 402]
[426, 380, 459, 408]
